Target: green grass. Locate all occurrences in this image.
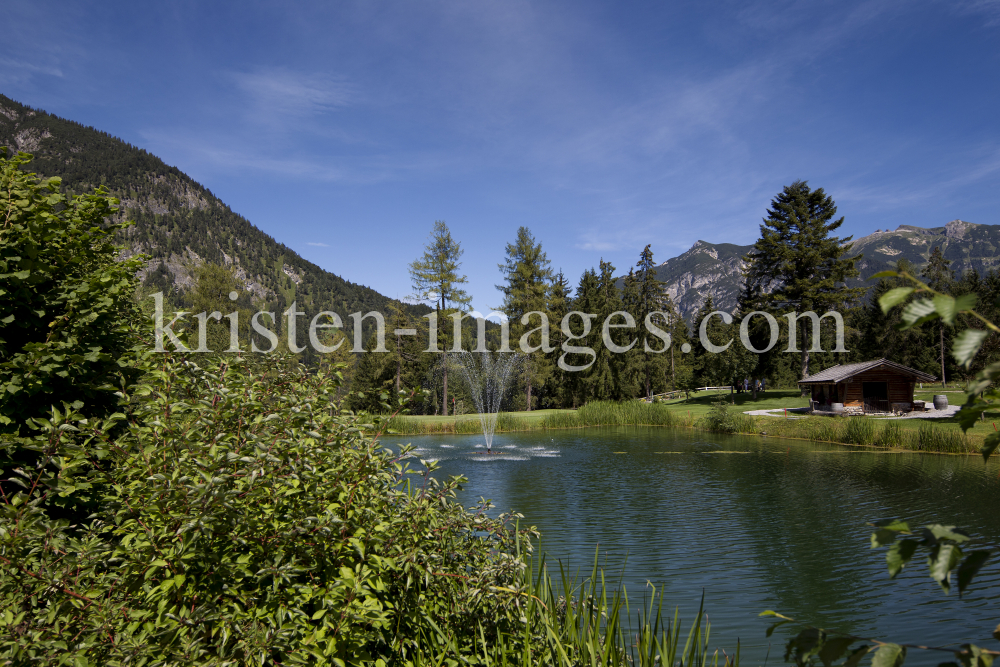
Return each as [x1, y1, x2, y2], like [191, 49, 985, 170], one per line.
[413, 543, 738, 667]
[379, 388, 996, 455]
[657, 388, 811, 418]
[383, 402, 686, 434]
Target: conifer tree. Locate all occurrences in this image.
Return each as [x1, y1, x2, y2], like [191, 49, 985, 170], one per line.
[565, 269, 600, 407]
[497, 227, 553, 410]
[691, 295, 720, 386]
[589, 260, 628, 400]
[546, 269, 572, 407]
[851, 259, 937, 374]
[743, 181, 864, 379]
[408, 221, 472, 416]
[620, 269, 644, 397]
[635, 245, 675, 398]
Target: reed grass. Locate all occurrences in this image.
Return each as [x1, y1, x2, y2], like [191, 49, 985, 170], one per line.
[380, 402, 983, 456]
[541, 401, 679, 428]
[413, 543, 738, 667]
[912, 422, 973, 453]
[380, 412, 532, 435]
[759, 415, 980, 454]
[844, 417, 878, 446]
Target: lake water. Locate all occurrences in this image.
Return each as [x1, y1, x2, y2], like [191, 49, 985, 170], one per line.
[385, 427, 1000, 665]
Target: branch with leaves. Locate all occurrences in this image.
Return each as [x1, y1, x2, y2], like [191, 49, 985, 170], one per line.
[875, 269, 1000, 459]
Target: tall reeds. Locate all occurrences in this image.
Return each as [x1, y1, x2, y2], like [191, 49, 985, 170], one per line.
[544, 401, 678, 428]
[380, 404, 982, 455]
[412, 545, 738, 666]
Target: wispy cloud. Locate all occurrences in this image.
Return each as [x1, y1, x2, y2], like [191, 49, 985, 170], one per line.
[306, 241, 330, 247]
[138, 129, 457, 185]
[953, 0, 1000, 26]
[836, 145, 1000, 210]
[0, 57, 64, 86]
[231, 67, 357, 124]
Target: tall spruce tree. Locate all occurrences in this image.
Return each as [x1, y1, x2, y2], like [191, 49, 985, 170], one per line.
[589, 259, 628, 400]
[743, 181, 864, 380]
[497, 227, 553, 410]
[546, 269, 573, 407]
[566, 269, 600, 407]
[408, 221, 471, 416]
[620, 269, 644, 397]
[635, 245, 675, 398]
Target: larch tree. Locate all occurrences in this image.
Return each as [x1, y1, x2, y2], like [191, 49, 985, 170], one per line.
[408, 220, 471, 417]
[742, 181, 864, 380]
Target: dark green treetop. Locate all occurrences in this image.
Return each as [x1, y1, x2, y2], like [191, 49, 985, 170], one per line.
[743, 181, 865, 377]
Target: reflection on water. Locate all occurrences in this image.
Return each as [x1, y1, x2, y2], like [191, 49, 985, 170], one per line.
[382, 428, 1000, 665]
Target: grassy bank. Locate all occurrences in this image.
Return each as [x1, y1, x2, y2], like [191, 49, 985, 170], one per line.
[382, 400, 691, 435]
[382, 389, 997, 455]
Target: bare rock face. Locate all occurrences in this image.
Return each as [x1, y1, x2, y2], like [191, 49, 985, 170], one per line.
[945, 219, 976, 239]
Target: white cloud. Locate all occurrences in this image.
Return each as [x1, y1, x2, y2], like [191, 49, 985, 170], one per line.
[0, 57, 64, 86]
[306, 242, 330, 247]
[231, 67, 357, 124]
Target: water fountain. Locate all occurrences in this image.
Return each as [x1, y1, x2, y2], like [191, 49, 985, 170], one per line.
[452, 350, 522, 454]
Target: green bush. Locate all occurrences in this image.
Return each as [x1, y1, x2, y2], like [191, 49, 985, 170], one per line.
[0, 151, 143, 434]
[1, 352, 737, 666]
[1, 354, 539, 665]
[699, 400, 737, 434]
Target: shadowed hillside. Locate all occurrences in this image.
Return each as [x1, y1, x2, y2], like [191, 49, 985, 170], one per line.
[0, 93, 428, 328]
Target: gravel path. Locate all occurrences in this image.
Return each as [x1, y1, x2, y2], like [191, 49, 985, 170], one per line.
[876, 405, 960, 420]
[742, 406, 962, 419]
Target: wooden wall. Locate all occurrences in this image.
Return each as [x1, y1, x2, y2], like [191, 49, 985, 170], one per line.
[840, 369, 914, 407]
[807, 369, 917, 409]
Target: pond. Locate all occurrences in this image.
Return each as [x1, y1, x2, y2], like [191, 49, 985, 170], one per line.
[387, 427, 1000, 665]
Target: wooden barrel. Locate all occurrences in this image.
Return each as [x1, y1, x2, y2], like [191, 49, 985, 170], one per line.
[933, 395, 948, 410]
[831, 402, 845, 414]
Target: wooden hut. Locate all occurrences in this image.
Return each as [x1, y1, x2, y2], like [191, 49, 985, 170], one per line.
[798, 359, 936, 415]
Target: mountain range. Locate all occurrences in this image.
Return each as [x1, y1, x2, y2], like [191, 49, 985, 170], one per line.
[3, 93, 996, 328]
[650, 219, 1000, 323]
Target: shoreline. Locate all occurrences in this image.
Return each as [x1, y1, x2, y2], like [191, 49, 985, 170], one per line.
[377, 404, 987, 456]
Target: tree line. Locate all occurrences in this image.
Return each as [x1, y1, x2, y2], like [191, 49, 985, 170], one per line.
[137, 178, 1000, 415]
[346, 181, 1000, 413]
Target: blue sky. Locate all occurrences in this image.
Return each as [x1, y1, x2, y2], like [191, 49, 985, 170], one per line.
[3, 0, 999, 313]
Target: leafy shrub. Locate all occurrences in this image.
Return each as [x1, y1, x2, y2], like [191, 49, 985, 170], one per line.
[1, 353, 540, 665]
[0, 151, 143, 434]
[699, 400, 737, 434]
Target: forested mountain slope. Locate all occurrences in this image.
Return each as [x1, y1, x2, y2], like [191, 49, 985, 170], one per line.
[0, 93, 426, 323]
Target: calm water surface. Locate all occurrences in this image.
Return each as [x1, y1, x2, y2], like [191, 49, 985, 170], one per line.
[384, 428, 1000, 665]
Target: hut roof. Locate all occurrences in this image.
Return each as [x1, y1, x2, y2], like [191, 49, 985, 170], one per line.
[797, 358, 936, 385]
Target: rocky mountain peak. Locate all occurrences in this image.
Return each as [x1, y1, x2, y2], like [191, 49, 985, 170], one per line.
[945, 219, 977, 239]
